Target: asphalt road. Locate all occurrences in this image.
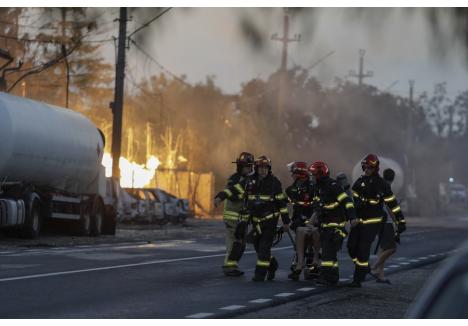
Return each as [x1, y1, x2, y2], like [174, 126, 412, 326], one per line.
[0, 215, 467, 318]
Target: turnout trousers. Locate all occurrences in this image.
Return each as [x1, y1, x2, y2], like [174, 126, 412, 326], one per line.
[347, 222, 381, 282]
[319, 227, 344, 284]
[253, 219, 278, 280]
[223, 220, 246, 272]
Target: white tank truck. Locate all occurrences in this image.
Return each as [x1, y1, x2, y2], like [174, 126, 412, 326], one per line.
[0, 92, 116, 238]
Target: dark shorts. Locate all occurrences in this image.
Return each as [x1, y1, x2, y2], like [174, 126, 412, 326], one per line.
[379, 224, 397, 250]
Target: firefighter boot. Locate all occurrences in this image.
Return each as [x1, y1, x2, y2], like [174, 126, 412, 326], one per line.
[288, 269, 302, 281]
[224, 269, 244, 277]
[252, 267, 267, 282]
[267, 257, 278, 281]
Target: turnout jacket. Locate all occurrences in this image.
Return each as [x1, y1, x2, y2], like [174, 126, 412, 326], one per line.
[215, 172, 246, 222]
[312, 176, 356, 226]
[352, 173, 405, 224]
[285, 179, 314, 225]
[226, 172, 290, 225]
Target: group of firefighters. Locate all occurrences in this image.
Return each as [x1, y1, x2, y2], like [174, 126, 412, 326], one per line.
[214, 152, 407, 287]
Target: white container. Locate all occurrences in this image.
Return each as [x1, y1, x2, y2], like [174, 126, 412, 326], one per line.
[0, 92, 104, 194]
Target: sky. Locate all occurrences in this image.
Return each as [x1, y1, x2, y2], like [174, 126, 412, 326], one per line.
[22, 7, 468, 99]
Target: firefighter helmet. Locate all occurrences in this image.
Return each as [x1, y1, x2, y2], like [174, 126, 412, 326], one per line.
[309, 161, 330, 178]
[233, 152, 254, 166]
[287, 161, 309, 178]
[361, 154, 380, 172]
[254, 155, 272, 170]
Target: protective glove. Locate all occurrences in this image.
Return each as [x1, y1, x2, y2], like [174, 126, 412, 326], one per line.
[397, 221, 406, 234]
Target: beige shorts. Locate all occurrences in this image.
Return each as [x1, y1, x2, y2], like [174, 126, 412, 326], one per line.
[296, 224, 318, 235]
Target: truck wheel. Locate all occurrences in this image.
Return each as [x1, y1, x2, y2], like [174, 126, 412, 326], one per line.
[102, 212, 117, 235]
[78, 203, 91, 236]
[91, 198, 104, 237]
[21, 199, 42, 239]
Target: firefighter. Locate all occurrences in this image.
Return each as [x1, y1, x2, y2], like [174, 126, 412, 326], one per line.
[226, 155, 290, 281]
[309, 161, 358, 286]
[214, 152, 254, 277]
[347, 154, 406, 288]
[285, 162, 320, 281]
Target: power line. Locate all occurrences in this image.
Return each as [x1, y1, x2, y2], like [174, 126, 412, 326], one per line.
[127, 7, 172, 38]
[130, 38, 191, 88]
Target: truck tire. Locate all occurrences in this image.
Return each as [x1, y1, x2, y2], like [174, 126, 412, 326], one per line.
[21, 198, 42, 239]
[78, 202, 91, 236]
[102, 212, 117, 235]
[90, 198, 104, 237]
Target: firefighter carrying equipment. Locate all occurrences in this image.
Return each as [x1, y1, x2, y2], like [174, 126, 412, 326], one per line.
[348, 164, 406, 284]
[225, 169, 290, 281]
[311, 171, 357, 285]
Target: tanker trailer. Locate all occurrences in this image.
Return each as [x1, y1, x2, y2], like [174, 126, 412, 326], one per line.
[0, 92, 116, 238]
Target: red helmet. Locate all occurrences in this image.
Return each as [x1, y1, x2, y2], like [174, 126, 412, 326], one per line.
[309, 161, 330, 178]
[287, 161, 309, 178]
[233, 152, 254, 166]
[361, 154, 380, 172]
[254, 155, 272, 169]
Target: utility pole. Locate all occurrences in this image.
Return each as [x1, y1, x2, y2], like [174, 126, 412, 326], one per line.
[111, 7, 128, 180]
[349, 49, 373, 86]
[271, 8, 300, 116]
[271, 8, 301, 72]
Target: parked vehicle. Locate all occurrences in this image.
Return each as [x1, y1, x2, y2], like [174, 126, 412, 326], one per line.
[125, 189, 152, 222]
[0, 93, 116, 238]
[124, 188, 167, 224]
[177, 198, 192, 222]
[148, 189, 179, 224]
[146, 190, 168, 225]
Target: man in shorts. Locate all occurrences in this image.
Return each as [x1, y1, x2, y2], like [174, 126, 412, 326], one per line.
[370, 168, 399, 284]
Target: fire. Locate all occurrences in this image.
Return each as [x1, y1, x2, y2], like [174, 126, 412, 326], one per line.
[102, 153, 161, 188]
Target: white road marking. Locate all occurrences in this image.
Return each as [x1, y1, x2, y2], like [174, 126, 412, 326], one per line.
[419, 257, 428, 260]
[400, 262, 410, 265]
[249, 298, 272, 304]
[219, 305, 245, 311]
[396, 257, 408, 261]
[339, 278, 349, 282]
[0, 245, 294, 283]
[388, 265, 399, 268]
[297, 287, 315, 292]
[410, 259, 420, 263]
[429, 254, 438, 258]
[0, 242, 151, 257]
[186, 312, 214, 318]
[275, 293, 295, 297]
